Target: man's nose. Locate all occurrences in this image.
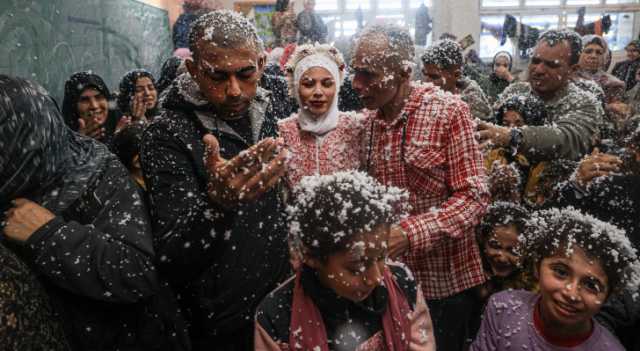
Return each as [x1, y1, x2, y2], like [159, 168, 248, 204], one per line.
[362, 263, 383, 287]
[227, 76, 242, 97]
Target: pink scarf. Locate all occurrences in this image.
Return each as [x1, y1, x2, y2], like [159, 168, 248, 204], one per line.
[289, 267, 412, 350]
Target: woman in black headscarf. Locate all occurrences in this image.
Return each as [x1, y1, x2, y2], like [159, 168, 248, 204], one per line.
[0, 75, 189, 351]
[117, 69, 160, 123]
[61, 71, 123, 142]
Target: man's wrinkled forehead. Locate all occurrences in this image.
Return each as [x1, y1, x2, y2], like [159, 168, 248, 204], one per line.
[196, 40, 260, 69]
[352, 32, 393, 70]
[532, 40, 571, 62]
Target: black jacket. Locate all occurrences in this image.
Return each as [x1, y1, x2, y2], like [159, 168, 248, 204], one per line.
[0, 75, 188, 351]
[554, 175, 640, 249]
[23, 161, 187, 350]
[256, 264, 417, 348]
[140, 73, 290, 345]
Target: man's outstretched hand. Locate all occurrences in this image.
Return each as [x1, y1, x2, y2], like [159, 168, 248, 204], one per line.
[203, 134, 288, 208]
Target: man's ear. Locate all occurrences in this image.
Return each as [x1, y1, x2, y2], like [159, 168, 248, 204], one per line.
[185, 58, 197, 78]
[453, 66, 462, 79]
[397, 66, 412, 82]
[257, 53, 267, 75]
[132, 154, 142, 170]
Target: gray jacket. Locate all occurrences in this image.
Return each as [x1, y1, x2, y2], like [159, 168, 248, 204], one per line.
[460, 77, 493, 121]
[497, 81, 603, 161]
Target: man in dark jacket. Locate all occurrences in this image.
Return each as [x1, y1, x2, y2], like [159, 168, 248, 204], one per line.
[296, 0, 327, 44]
[0, 75, 189, 351]
[140, 10, 290, 350]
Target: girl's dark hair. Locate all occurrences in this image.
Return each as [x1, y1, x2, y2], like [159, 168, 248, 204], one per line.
[477, 201, 528, 245]
[495, 95, 547, 127]
[287, 171, 409, 260]
[111, 122, 146, 170]
[520, 207, 640, 294]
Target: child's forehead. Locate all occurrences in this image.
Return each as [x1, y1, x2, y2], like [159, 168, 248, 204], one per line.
[346, 230, 389, 256]
[543, 246, 607, 273]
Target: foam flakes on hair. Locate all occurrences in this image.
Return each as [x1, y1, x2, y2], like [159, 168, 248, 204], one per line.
[421, 39, 463, 68]
[286, 170, 410, 250]
[519, 207, 640, 293]
[190, 9, 264, 52]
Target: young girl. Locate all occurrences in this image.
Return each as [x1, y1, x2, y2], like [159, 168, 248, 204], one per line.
[468, 202, 536, 347]
[476, 202, 536, 299]
[255, 171, 435, 350]
[278, 44, 366, 188]
[471, 207, 640, 350]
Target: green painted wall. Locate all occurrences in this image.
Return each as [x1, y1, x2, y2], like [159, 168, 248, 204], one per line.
[0, 0, 172, 102]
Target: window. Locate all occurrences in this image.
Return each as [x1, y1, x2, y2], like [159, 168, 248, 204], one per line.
[341, 20, 359, 37]
[345, 0, 370, 10]
[481, 0, 520, 6]
[410, 0, 432, 8]
[521, 15, 560, 30]
[480, 0, 640, 58]
[566, 0, 600, 5]
[480, 16, 515, 58]
[315, 0, 339, 11]
[375, 14, 405, 26]
[378, 1, 402, 9]
[524, 0, 561, 6]
[310, 0, 431, 43]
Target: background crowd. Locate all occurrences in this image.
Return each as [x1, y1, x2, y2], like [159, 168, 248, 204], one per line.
[2, 2, 640, 351]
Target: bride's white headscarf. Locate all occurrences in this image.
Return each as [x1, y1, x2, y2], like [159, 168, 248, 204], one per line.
[287, 44, 345, 135]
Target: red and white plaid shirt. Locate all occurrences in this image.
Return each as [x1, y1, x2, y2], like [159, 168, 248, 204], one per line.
[363, 82, 490, 299]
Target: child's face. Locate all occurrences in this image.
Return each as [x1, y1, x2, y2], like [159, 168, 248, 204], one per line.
[502, 110, 525, 128]
[537, 246, 609, 334]
[484, 224, 520, 277]
[309, 225, 390, 302]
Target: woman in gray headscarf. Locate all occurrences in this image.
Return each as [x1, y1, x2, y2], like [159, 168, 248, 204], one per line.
[0, 75, 188, 351]
[575, 35, 629, 136]
[577, 35, 625, 104]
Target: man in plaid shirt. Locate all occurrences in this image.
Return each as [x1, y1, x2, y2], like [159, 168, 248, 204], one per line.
[351, 24, 490, 350]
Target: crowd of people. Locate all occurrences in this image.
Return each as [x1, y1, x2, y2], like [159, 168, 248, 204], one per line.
[2, 5, 640, 351]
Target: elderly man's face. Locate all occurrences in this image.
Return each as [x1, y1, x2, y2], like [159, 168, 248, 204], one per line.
[351, 33, 405, 110]
[579, 43, 605, 72]
[528, 41, 574, 100]
[187, 40, 265, 118]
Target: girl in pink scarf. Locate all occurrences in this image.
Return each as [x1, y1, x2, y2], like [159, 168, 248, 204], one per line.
[254, 171, 435, 351]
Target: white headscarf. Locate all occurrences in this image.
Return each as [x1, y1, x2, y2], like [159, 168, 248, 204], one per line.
[293, 54, 341, 135]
